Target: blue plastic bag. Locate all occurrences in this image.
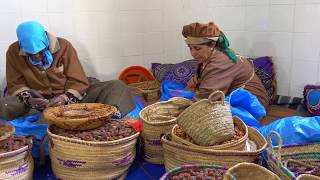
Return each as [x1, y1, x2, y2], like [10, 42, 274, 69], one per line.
[10, 114, 48, 158]
[225, 89, 266, 128]
[160, 80, 194, 101]
[125, 96, 145, 118]
[259, 116, 320, 145]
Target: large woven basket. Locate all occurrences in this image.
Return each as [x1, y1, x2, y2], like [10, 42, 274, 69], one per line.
[128, 80, 161, 102]
[265, 131, 320, 180]
[162, 126, 267, 171]
[0, 123, 15, 147]
[297, 174, 320, 180]
[177, 90, 234, 146]
[47, 126, 140, 180]
[172, 116, 248, 151]
[43, 103, 117, 130]
[139, 97, 192, 164]
[159, 164, 228, 180]
[223, 162, 280, 180]
[0, 137, 34, 180]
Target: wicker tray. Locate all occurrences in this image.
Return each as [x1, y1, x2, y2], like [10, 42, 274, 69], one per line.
[0, 123, 15, 147]
[43, 103, 117, 130]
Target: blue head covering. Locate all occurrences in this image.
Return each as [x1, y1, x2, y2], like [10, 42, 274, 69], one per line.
[16, 21, 53, 70]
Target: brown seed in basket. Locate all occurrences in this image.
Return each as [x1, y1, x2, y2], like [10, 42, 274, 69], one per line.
[170, 168, 224, 180]
[0, 137, 29, 153]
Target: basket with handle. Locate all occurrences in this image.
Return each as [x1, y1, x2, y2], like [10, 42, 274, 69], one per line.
[265, 131, 320, 180]
[177, 90, 234, 146]
[43, 103, 117, 130]
[223, 162, 280, 180]
[139, 97, 193, 164]
[172, 116, 248, 151]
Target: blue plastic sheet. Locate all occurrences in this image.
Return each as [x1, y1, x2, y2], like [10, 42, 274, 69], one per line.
[225, 89, 266, 128]
[125, 96, 145, 118]
[259, 116, 320, 145]
[10, 114, 48, 158]
[160, 80, 194, 101]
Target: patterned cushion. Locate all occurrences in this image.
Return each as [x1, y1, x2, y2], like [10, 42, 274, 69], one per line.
[152, 56, 277, 105]
[151, 59, 197, 84]
[303, 84, 320, 115]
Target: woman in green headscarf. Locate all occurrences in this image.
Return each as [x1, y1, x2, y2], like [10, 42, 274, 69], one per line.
[183, 22, 269, 109]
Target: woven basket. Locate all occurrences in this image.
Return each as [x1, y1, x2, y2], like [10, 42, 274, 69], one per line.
[162, 126, 267, 171]
[159, 164, 228, 180]
[0, 137, 34, 180]
[0, 123, 15, 147]
[43, 103, 117, 130]
[47, 126, 140, 180]
[223, 162, 280, 180]
[139, 97, 192, 164]
[172, 116, 248, 151]
[177, 90, 234, 146]
[297, 174, 320, 180]
[128, 80, 161, 102]
[265, 131, 320, 180]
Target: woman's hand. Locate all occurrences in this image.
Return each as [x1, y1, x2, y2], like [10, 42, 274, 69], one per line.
[47, 94, 68, 107]
[186, 76, 198, 89]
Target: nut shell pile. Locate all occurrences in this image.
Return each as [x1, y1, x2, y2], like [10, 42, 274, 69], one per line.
[51, 120, 136, 141]
[170, 168, 225, 180]
[0, 137, 29, 153]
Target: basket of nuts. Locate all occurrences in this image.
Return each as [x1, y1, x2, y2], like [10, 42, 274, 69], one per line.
[0, 122, 15, 147]
[159, 164, 227, 180]
[43, 103, 117, 130]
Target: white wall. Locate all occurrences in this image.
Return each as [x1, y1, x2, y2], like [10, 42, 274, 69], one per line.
[1, 0, 320, 97]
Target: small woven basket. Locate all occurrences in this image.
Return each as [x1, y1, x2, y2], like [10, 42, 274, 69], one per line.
[159, 164, 227, 180]
[223, 162, 280, 180]
[177, 90, 234, 146]
[128, 80, 161, 102]
[0, 123, 15, 147]
[172, 116, 248, 151]
[265, 131, 320, 180]
[43, 103, 117, 130]
[139, 97, 192, 164]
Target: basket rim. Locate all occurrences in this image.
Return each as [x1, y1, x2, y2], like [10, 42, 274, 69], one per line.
[0, 138, 32, 159]
[47, 126, 140, 146]
[172, 116, 248, 149]
[162, 126, 267, 155]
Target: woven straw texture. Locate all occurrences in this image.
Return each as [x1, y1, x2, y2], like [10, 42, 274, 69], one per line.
[265, 131, 320, 180]
[43, 103, 117, 130]
[47, 126, 140, 180]
[172, 116, 248, 151]
[128, 80, 161, 102]
[297, 174, 320, 180]
[159, 164, 228, 180]
[162, 127, 267, 171]
[0, 124, 15, 147]
[139, 97, 192, 164]
[223, 162, 280, 180]
[0, 138, 34, 180]
[177, 90, 234, 146]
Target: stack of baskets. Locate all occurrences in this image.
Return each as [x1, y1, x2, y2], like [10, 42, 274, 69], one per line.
[139, 97, 193, 164]
[0, 123, 34, 180]
[43, 103, 140, 180]
[160, 91, 268, 171]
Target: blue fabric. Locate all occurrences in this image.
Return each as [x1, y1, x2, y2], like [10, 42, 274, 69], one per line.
[125, 96, 145, 118]
[10, 114, 48, 158]
[16, 21, 53, 70]
[259, 116, 320, 145]
[160, 80, 194, 101]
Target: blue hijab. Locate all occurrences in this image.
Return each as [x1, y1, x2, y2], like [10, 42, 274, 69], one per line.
[16, 21, 53, 70]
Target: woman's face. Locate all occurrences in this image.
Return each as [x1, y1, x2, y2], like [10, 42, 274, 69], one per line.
[188, 44, 213, 62]
[26, 49, 45, 62]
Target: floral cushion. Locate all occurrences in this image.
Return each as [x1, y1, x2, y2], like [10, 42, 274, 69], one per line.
[303, 84, 320, 115]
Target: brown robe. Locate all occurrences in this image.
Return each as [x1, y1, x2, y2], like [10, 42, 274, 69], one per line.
[195, 49, 269, 109]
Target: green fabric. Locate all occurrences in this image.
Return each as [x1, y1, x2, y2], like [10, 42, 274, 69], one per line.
[217, 34, 237, 63]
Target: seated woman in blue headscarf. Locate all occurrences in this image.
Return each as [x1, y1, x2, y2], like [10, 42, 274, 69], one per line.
[0, 21, 135, 120]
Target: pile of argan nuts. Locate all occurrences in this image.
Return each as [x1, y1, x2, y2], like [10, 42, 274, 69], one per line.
[0, 137, 29, 153]
[170, 168, 225, 180]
